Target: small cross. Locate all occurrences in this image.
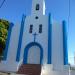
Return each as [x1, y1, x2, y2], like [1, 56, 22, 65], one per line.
[33, 32, 38, 42]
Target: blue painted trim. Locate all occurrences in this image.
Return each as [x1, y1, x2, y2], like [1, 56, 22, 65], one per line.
[62, 21, 68, 65]
[16, 14, 26, 62]
[3, 23, 14, 60]
[23, 42, 43, 64]
[48, 13, 52, 64]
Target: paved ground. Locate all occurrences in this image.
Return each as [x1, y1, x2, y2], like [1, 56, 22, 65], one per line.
[0, 72, 10, 75]
[0, 72, 25, 75]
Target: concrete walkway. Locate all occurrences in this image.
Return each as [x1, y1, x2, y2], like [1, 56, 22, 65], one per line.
[0, 72, 10, 75]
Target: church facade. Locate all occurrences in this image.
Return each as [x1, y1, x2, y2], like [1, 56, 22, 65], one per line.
[0, 0, 74, 75]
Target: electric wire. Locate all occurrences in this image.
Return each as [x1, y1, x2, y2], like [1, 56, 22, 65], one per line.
[68, 0, 71, 28]
[0, 0, 6, 8]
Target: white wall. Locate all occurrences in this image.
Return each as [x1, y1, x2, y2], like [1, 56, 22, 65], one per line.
[52, 22, 64, 71]
[7, 23, 21, 62]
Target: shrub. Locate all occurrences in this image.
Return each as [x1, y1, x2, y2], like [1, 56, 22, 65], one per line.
[0, 19, 9, 57]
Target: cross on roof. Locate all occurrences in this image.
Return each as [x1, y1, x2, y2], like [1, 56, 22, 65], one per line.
[33, 32, 38, 42]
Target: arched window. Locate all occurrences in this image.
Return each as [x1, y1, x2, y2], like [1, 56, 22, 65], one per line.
[36, 4, 39, 10]
[39, 24, 42, 33]
[29, 24, 33, 33]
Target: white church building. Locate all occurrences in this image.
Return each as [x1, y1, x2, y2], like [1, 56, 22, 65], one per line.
[0, 0, 75, 75]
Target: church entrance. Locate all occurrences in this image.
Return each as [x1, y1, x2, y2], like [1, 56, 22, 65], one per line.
[27, 45, 40, 64]
[23, 42, 43, 64]
[17, 42, 43, 75]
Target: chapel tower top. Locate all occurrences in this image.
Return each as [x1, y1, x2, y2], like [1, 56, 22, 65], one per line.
[31, 0, 46, 15]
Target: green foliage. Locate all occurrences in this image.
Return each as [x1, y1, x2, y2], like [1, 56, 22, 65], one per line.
[0, 28, 8, 40]
[0, 19, 9, 29]
[0, 19, 10, 57]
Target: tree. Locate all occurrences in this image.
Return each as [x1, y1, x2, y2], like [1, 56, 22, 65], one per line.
[0, 19, 9, 58]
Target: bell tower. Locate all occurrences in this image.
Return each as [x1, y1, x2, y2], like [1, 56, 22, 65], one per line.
[31, 0, 46, 15]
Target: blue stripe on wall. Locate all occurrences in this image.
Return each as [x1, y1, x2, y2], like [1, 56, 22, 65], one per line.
[16, 14, 26, 62]
[48, 13, 52, 64]
[62, 21, 68, 65]
[3, 23, 14, 60]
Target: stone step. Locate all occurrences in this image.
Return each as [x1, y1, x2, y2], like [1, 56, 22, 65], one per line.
[17, 64, 41, 75]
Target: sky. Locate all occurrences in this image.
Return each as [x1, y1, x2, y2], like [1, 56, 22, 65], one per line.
[0, 0, 75, 65]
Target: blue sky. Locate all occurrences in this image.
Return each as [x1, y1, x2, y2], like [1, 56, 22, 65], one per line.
[0, 0, 75, 64]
